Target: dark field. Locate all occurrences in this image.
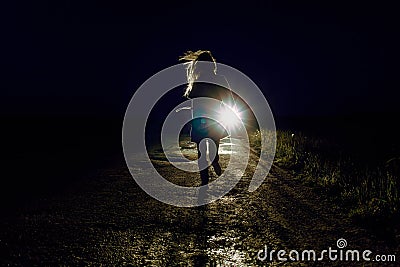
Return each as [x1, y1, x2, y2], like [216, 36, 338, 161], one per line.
[1, 115, 122, 213]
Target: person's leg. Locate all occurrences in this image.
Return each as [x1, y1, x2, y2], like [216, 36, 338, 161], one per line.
[197, 140, 209, 185]
[210, 138, 222, 176]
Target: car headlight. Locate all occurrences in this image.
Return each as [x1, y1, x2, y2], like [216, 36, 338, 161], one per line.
[218, 104, 242, 130]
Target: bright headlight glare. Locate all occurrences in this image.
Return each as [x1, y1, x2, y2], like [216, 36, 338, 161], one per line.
[218, 104, 242, 129]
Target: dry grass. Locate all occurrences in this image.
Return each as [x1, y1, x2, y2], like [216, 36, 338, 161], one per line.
[249, 130, 400, 223]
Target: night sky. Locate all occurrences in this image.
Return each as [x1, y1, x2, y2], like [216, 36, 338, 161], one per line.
[1, 1, 398, 117]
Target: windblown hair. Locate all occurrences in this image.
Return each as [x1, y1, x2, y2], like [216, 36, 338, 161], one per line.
[179, 50, 217, 98]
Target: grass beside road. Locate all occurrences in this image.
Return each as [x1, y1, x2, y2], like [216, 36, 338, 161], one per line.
[250, 129, 400, 240]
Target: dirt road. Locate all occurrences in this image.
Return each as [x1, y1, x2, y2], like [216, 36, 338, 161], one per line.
[0, 138, 397, 266]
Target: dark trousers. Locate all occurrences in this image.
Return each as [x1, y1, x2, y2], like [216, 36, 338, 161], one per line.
[196, 138, 220, 185]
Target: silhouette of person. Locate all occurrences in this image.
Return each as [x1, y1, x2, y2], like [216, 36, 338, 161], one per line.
[179, 50, 234, 186]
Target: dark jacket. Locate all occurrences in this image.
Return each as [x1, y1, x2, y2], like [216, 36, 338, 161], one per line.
[187, 82, 232, 142]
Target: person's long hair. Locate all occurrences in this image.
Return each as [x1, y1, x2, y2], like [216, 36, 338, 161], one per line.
[179, 50, 217, 98]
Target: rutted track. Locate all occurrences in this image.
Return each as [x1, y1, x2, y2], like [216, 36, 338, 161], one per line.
[0, 138, 397, 266]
